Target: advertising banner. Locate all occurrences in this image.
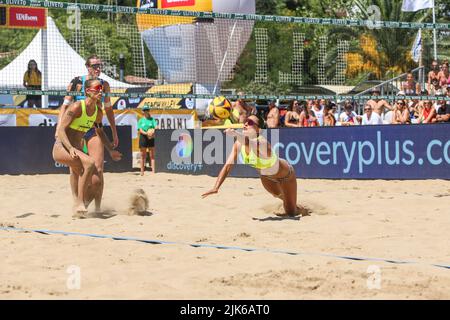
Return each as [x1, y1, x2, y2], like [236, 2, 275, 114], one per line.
[155, 124, 450, 179]
[0, 108, 198, 153]
[8, 6, 47, 29]
[0, 126, 132, 175]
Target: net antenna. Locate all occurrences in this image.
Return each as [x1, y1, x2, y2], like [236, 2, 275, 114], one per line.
[212, 20, 239, 95]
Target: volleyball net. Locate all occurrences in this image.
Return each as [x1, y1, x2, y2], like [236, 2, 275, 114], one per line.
[0, 0, 449, 111]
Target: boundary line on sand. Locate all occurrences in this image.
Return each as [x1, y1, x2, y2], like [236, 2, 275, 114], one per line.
[1, 226, 449, 271]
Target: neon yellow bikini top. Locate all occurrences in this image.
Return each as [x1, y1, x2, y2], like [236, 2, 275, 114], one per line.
[69, 100, 98, 133]
[240, 136, 278, 170]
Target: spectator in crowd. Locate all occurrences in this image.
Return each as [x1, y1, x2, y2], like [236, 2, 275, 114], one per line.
[392, 99, 410, 124]
[435, 91, 450, 123]
[330, 102, 339, 121]
[361, 104, 383, 125]
[312, 99, 324, 126]
[323, 103, 336, 126]
[438, 61, 450, 88]
[231, 98, 248, 123]
[418, 100, 437, 124]
[339, 102, 360, 126]
[408, 100, 420, 123]
[402, 72, 421, 95]
[266, 100, 280, 128]
[428, 60, 441, 94]
[299, 101, 319, 127]
[23, 59, 42, 108]
[367, 88, 392, 116]
[138, 105, 157, 175]
[429, 78, 445, 96]
[284, 100, 301, 127]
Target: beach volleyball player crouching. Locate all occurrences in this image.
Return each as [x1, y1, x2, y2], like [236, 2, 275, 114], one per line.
[53, 80, 122, 217]
[202, 115, 308, 217]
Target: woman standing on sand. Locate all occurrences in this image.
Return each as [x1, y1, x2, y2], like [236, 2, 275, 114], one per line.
[53, 79, 122, 218]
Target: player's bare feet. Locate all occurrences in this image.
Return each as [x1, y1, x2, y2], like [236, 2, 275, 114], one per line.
[72, 203, 88, 219]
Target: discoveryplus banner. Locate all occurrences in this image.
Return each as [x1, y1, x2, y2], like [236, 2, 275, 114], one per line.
[155, 124, 450, 179]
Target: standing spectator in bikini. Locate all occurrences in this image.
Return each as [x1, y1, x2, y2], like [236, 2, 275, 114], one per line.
[367, 88, 392, 116]
[284, 100, 301, 127]
[418, 100, 437, 124]
[428, 60, 441, 94]
[23, 60, 42, 108]
[402, 72, 421, 95]
[266, 100, 280, 128]
[299, 102, 319, 127]
[392, 100, 410, 124]
[438, 62, 450, 88]
[322, 103, 336, 126]
[361, 104, 383, 125]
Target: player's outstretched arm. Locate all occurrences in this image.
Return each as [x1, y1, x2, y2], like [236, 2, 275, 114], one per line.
[202, 141, 239, 198]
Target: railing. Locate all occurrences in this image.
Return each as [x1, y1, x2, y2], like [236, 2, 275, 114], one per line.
[353, 66, 425, 114]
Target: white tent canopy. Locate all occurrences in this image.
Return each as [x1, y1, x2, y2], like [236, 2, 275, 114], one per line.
[0, 17, 134, 91]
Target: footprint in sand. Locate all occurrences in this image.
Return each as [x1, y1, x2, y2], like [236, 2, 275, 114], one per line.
[15, 213, 35, 219]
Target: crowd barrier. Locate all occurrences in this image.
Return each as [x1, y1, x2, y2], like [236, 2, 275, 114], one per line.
[155, 124, 450, 179]
[0, 126, 132, 175]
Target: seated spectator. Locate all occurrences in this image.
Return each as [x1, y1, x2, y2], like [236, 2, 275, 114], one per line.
[312, 99, 325, 126]
[323, 103, 336, 126]
[435, 97, 450, 123]
[428, 78, 445, 96]
[23, 59, 42, 108]
[418, 100, 437, 124]
[338, 102, 360, 126]
[284, 100, 301, 127]
[299, 101, 319, 127]
[361, 104, 383, 125]
[266, 100, 280, 128]
[408, 101, 420, 123]
[402, 72, 421, 95]
[392, 99, 410, 124]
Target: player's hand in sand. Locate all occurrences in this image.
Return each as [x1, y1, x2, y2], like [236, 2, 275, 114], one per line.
[109, 150, 122, 161]
[201, 188, 218, 198]
[69, 147, 79, 159]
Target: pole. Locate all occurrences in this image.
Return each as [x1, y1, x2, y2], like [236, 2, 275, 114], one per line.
[41, 21, 49, 109]
[119, 53, 124, 82]
[432, 0, 437, 60]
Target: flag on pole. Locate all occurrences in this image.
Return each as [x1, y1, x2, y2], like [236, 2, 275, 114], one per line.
[401, 0, 434, 12]
[411, 29, 422, 63]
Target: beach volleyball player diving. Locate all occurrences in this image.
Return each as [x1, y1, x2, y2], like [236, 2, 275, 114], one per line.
[53, 79, 122, 217]
[202, 115, 308, 217]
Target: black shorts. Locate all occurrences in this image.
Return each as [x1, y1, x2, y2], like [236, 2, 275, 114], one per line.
[139, 134, 154, 148]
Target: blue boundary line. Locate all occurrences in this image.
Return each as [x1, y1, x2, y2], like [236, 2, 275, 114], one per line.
[1, 226, 449, 270]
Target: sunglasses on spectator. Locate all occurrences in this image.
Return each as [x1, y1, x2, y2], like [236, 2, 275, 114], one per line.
[397, 102, 405, 105]
[364, 108, 371, 111]
[89, 64, 102, 69]
[245, 119, 258, 127]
